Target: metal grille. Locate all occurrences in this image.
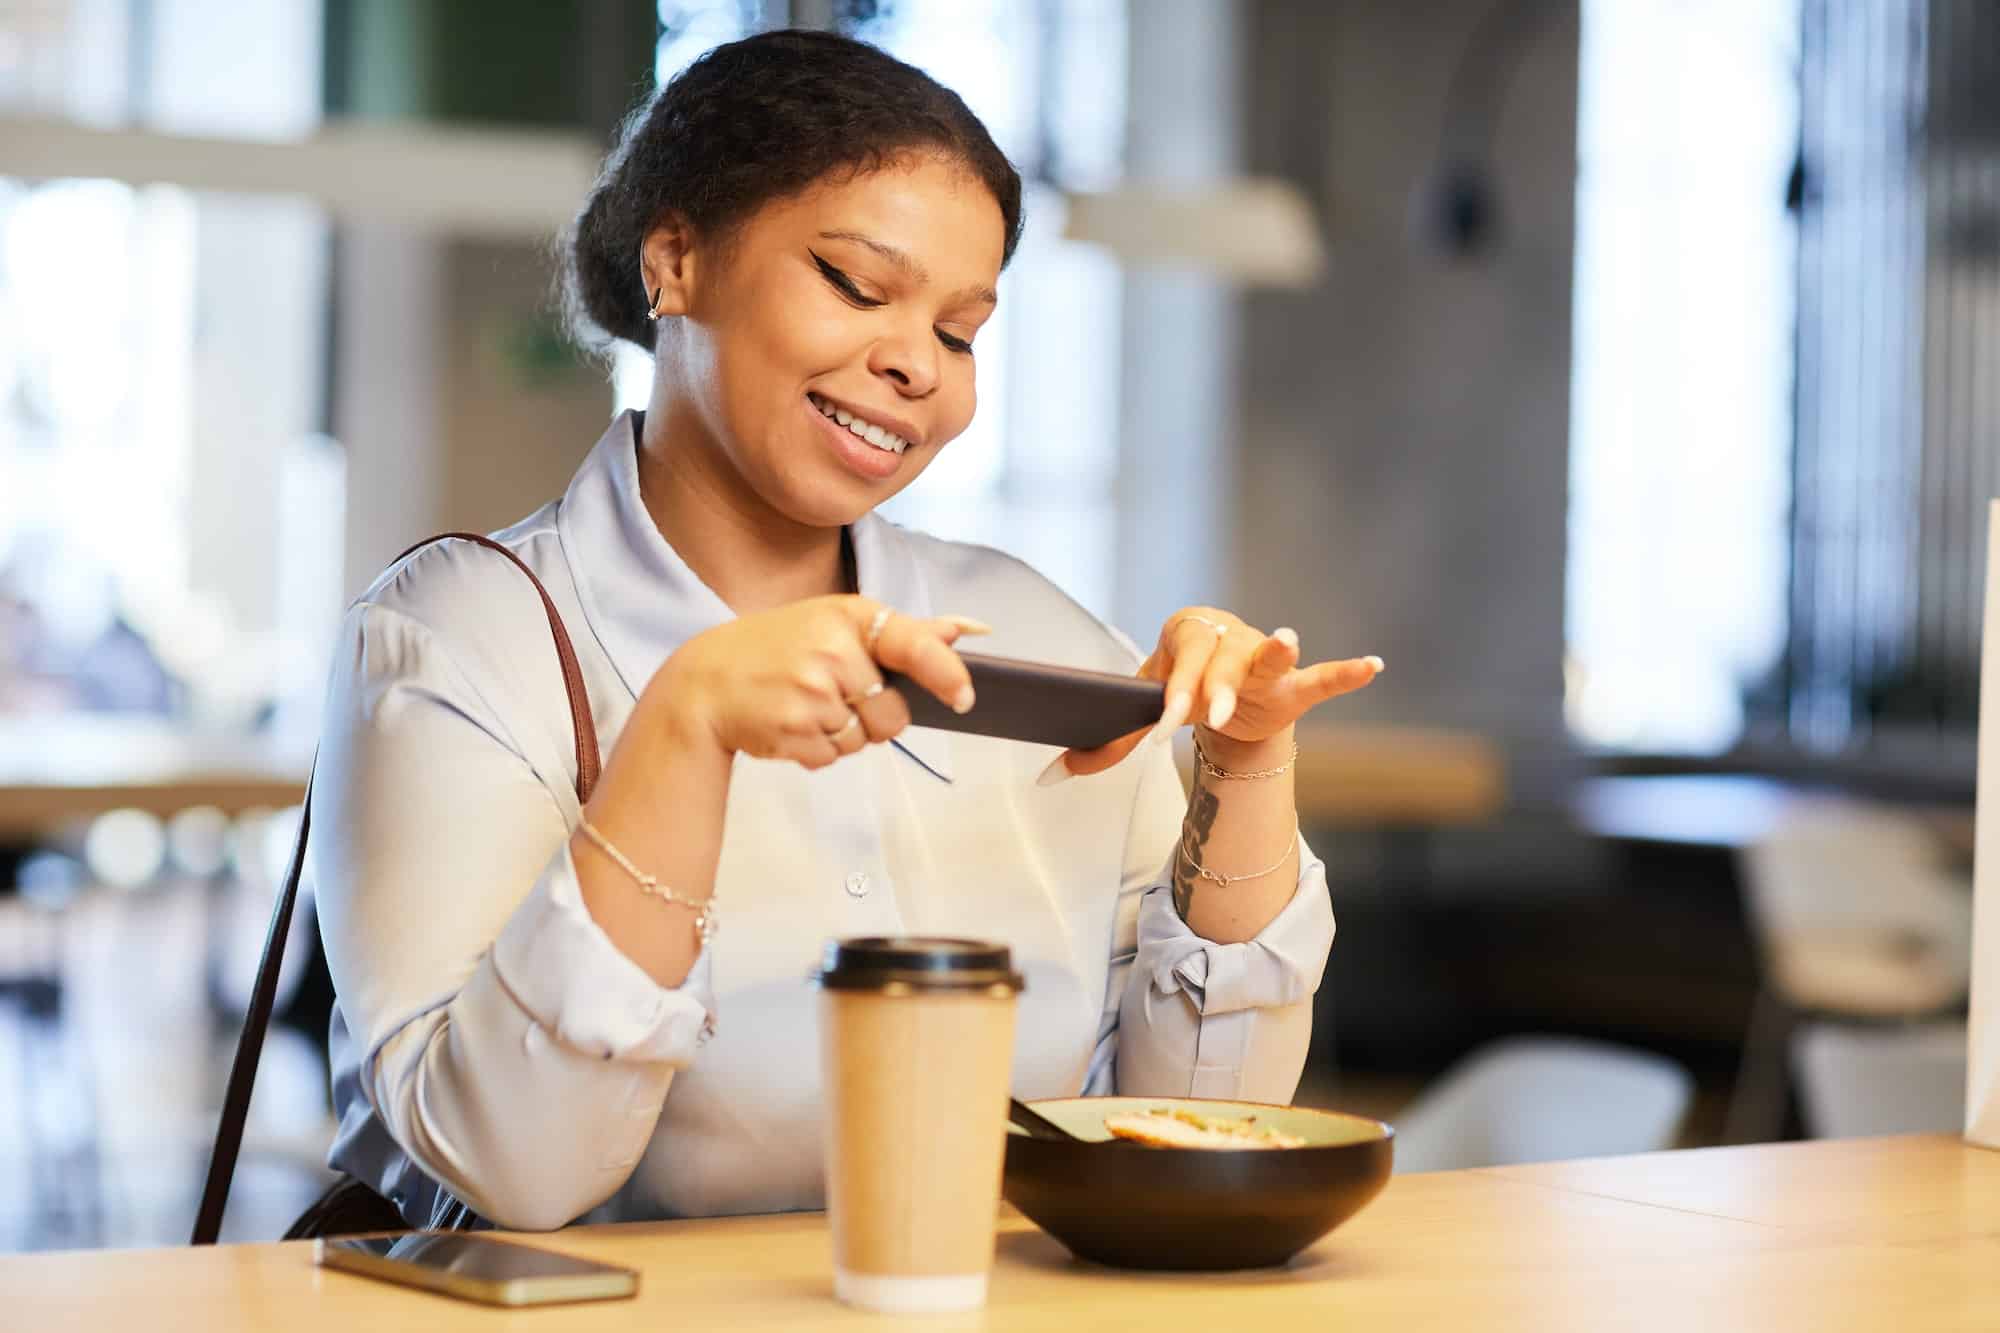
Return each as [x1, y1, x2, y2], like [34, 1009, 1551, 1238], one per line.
[1787, 0, 1997, 749]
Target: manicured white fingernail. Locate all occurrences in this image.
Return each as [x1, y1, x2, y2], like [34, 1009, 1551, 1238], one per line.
[1147, 692, 1191, 748]
[1275, 626, 1299, 650]
[1365, 656, 1385, 673]
[1207, 686, 1237, 730]
[1036, 753, 1074, 786]
[952, 685, 976, 714]
[945, 615, 994, 636]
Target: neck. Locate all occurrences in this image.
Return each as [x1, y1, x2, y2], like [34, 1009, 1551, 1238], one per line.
[634, 399, 849, 616]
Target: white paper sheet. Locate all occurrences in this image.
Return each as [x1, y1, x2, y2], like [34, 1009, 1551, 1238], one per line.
[1967, 499, 2000, 1146]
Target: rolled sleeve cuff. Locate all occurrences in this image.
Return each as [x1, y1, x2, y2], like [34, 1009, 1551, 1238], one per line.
[492, 840, 715, 1064]
[1139, 833, 1335, 1016]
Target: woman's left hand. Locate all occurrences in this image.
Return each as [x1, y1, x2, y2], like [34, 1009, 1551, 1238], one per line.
[1049, 608, 1382, 780]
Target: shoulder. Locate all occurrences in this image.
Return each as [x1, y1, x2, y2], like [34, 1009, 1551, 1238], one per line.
[330, 506, 587, 772]
[341, 508, 586, 728]
[353, 506, 569, 648]
[891, 524, 1146, 674]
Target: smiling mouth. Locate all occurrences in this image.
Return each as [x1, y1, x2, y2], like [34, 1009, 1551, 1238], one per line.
[808, 392, 911, 455]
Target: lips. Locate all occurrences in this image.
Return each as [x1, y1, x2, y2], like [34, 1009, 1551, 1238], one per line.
[807, 392, 917, 454]
[805, 393, 906, 481]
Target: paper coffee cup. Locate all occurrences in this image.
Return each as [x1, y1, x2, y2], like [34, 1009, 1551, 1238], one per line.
[817, 937, 1024, 1313]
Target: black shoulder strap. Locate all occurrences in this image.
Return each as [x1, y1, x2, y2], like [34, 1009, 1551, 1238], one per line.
[191, 533, 602, 1244]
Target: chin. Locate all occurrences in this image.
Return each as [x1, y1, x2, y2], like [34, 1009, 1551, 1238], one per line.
[769, 472, 900, 530]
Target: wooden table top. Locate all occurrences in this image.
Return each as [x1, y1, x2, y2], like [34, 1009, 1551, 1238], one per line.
[1570, 773, 1977, 862]
[8, 1135, 1997, 1331]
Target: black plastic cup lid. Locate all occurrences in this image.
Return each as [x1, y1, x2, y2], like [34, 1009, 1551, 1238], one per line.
[816, 936, 1025, 993]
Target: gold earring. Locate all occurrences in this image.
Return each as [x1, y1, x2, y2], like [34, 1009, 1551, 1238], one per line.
[646, 284, 663, 321]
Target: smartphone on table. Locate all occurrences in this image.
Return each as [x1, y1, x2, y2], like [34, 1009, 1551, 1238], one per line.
[315, 1232, 637, 1307]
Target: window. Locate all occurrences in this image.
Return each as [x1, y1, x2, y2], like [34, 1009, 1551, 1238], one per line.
[1564, 0, 1800, 752]
[0, 1, 334, 727]
[863, 0, 1127, 618]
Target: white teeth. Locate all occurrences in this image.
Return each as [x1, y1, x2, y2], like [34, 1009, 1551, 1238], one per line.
[811, 393, 907, 454]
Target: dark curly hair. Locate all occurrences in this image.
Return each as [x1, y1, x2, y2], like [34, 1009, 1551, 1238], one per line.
[563, 28, 1025, 353]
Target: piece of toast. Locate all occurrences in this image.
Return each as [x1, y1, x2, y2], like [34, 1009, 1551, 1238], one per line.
[1103, 1106, 1306, 1150]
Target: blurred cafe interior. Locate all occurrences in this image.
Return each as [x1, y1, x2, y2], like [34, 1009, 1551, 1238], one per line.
[0, 0, 1994, 1260]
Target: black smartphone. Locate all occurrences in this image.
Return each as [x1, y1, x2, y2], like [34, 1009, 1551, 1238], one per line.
[883, 651, 1166, 751]
[315, 1233, 638, 1307]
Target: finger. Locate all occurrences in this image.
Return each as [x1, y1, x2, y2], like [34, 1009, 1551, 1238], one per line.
[1151, 619, 1224, 747]
[771, 705, 846, 769]
[1247, 627, 1301, 682]
[1043, 726, 1150, 783]
[1293, 655, 1385, 705]
[823, 709, 867, 757]
[795, 686, 864, 754]
[847, 679, 911, 742]
[911, 614, 989, 657]
[1199, 627, 1265, 731]
[871, 612, 975, 714]
[830, 608, 979, 739]
[850, 599, 990, 649]
[785, 735, 844, 770]
[932, 614, 993, 639]
[819, 635, 893, 738]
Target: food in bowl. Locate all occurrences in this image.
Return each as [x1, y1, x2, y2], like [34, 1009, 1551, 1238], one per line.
[1005, 1096, 1395, 1270]
[1103, 1106, 1307, 1149]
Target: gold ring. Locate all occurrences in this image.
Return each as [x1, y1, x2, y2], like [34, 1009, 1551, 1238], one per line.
[825, 711, 862, 738]
[844, 681, 887, 708]
[1177, 615, 1229, 639]
[864, 606, 894, 653]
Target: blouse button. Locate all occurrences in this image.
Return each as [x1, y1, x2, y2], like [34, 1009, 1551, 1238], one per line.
[844, 871, 870, 899]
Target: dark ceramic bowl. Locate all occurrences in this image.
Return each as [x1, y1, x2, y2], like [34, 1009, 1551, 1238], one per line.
[1002, 1096, 1394, 1271]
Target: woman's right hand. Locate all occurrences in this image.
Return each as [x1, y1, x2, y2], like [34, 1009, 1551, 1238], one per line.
[649, 595, 986, 768]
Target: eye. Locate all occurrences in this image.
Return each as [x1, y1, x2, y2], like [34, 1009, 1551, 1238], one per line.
[810, 252, 883, 308]
[936, 329, 974, 355]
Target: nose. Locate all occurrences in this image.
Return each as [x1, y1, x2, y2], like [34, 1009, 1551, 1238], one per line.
[866, 323, 939, 399]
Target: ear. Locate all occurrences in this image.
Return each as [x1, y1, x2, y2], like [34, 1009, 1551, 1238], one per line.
[639, 214, 700, 319]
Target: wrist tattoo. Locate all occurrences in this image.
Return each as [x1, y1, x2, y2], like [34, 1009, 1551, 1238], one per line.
[1172, 767, 1221, 922]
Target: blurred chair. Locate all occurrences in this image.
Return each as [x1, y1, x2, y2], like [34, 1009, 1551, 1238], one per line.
[1792, 1021, 1967, 1139]
[1729, 799, 1972, 1142]
[0, 851, 102, 1250]
[1389, 1036, 1693, 1173]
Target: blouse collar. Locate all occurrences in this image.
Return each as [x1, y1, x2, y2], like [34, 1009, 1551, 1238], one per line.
[556, 411, 953, 781]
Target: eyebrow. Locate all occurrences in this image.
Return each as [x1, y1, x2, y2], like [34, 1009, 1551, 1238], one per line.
[816, 229, 999, 309]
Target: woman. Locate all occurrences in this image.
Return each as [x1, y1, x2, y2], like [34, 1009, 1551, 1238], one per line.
[312, 29, 1379, 1232]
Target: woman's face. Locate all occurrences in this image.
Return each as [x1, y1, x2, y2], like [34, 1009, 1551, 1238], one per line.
[647, 151, 1006, 527]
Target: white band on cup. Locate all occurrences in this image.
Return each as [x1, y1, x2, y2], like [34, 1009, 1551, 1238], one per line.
[834, 1269, 989, 1313]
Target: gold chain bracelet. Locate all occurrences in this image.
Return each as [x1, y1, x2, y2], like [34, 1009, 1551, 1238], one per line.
[577, 818, 719, 946]
[1176, 819, 1299, 887]
[1193, 733, 1299, 782]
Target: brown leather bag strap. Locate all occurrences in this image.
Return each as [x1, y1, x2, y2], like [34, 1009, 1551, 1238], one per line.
[192, 533, 601, 1244]
[393, 532, 602, 803]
